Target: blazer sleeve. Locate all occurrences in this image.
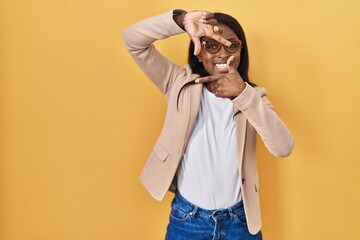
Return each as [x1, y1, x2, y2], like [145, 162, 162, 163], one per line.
[122, 10, 187, 95]
[232, 83, 294, 158]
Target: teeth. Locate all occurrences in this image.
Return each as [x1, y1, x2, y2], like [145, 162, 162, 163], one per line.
[215, 63, 227, 69]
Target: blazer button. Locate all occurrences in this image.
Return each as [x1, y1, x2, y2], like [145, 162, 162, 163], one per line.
[242, 178, 245, 184]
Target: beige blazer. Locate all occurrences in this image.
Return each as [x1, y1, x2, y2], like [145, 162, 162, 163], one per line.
[122, 10, 294, 234]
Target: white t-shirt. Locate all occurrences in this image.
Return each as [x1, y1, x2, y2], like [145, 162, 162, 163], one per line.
[177, 86, 242, 210]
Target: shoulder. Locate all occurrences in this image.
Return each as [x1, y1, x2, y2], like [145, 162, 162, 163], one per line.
[176, 64, 200, 83]
[254, 85, 267, 97]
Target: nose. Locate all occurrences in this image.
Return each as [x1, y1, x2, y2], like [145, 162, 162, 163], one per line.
[218, 45, 229, 57]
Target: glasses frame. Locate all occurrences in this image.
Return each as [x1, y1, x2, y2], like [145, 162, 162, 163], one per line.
[201, 39, 242, 54]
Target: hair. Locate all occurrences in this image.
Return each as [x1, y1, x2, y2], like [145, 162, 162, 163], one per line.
[188, 12, 256, 87]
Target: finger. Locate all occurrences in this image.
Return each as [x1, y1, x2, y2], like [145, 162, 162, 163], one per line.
[214, 26, 223, 34]
[201, 12, 214, 20]
[195, 75, 222, 84]
[191, 37, 202, 56]
[201, 19, 218, 25]
[227, 56, 237, 73]
[210, 34, 231, 47]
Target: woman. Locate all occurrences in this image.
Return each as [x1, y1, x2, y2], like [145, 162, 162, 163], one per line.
[123, 9, 294, 240]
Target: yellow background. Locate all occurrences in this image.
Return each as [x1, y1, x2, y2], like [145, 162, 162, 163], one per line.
[1, 0, 359, 239]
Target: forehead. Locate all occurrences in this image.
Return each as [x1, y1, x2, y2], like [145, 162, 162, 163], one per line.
[217, 23, 238, 39]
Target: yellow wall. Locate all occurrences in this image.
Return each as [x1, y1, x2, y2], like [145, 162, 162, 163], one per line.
[1, 0, 359, 239]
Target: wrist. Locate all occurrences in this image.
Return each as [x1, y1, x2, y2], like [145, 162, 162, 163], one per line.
[230, 81, 247, 100]
[173, 9, 187, 30]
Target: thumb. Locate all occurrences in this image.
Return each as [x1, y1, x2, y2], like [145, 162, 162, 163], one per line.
[191, 37, 202, 56]
[227, 56, 237, 73]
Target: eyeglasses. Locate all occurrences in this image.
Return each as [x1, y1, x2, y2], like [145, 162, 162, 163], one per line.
[201, 39, 242, 54]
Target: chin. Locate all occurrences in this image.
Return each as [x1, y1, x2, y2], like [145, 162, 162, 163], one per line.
[207, 67, 227, 75]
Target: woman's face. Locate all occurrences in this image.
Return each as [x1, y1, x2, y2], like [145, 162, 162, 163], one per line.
[198, 24, 241, 75]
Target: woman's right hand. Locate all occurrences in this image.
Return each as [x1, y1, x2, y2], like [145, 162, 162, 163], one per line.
[181, 11, 231, 56]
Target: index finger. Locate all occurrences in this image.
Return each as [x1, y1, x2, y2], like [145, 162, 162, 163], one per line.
[201, 12, 214, 20]
[211, 33, 231, 47]
[195, 75, 222, 84]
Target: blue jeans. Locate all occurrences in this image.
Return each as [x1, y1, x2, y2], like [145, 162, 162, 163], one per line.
[165, 192, 263, 240]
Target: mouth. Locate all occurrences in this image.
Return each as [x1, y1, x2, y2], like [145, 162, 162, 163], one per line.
[213, 61, 229, 73]
[215, 63, 227, 69]
[213, 57, 230, 70]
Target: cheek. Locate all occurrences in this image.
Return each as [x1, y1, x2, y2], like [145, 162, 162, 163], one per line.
[203, 62, 215, 75]
[200, 54, 214, 71]
[234, 59, 240, 69]
[234, 53, 241, 68]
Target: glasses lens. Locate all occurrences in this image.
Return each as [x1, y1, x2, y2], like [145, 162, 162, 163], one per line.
[204, 41, 221, 53]
[202, 40, 242, 53]
[225, 41, 241, 53]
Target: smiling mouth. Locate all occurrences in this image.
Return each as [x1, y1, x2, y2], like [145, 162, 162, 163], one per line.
[215, 63, 227, 69]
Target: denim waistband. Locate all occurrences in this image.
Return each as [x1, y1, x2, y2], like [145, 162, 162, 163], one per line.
[173, 192, 244, 220]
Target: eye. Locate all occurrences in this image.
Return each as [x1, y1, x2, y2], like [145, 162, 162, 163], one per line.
[229, 42, 240, 49]
[206, 42, 219, 50]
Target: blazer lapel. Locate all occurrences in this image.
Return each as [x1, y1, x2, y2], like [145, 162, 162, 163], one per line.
[234, 112, 247, 173]
[184, 81, 202, 144]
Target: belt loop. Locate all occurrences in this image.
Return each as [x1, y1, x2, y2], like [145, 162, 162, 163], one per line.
[228, 206, 235, 219]
[190, 205, 198, 217]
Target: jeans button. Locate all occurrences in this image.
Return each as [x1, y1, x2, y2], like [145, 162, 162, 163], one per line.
[214, 211, 222, 216]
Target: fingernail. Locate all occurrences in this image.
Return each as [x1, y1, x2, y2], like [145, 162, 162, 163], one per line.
[195, 79, 199, 83]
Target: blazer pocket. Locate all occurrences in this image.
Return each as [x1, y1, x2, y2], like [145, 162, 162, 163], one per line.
[153, 143, 169, 162]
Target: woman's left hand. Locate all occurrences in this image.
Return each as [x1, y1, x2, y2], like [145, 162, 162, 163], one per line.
[195, 56, 246, 99]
